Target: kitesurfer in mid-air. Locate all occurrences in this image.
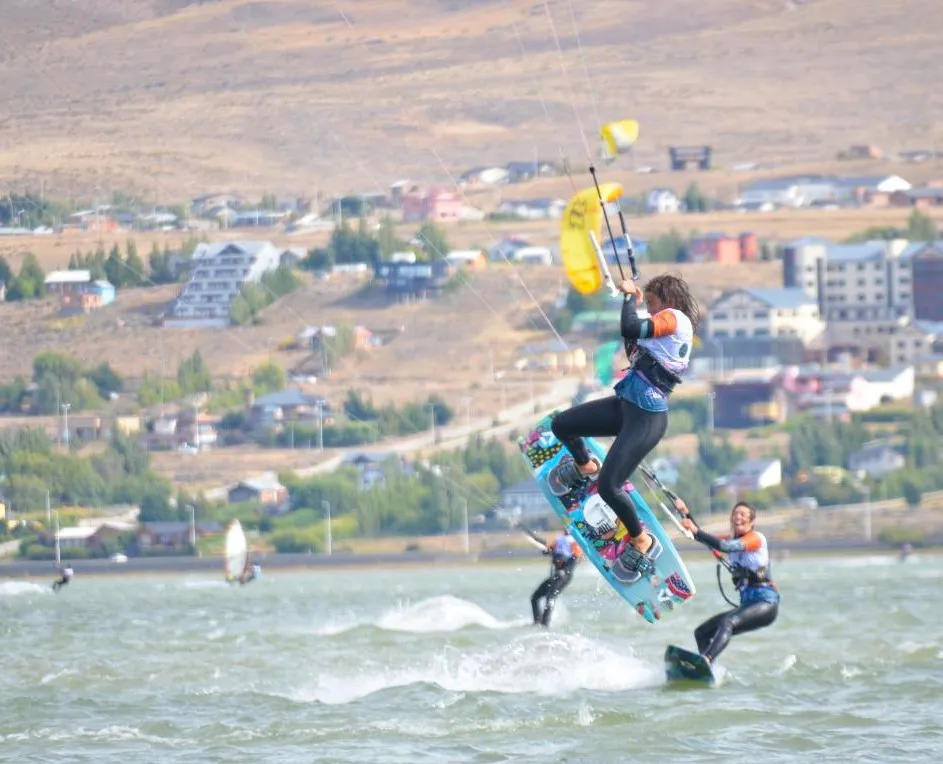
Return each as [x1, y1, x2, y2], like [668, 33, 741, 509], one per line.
[52, 563, 74, 592]
[548, 273, 699, 583]
[677, 499, 780, 664]
[531, 528, 581, 627]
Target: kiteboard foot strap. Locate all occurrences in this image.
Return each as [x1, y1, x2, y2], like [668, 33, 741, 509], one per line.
[611, 535, 663, 583]
[547, 456, 601, 497]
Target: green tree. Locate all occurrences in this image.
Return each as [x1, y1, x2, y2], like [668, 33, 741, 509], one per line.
[417, 221, 450, 258]
[124, 240, 145, 287]
[251, 361, 285, 394]
[87, 363, 124, 398]
[0, 254, 12, 286]
[377, 215, 405, 258]
[104, 244, 125, 288]
[177, 351, 212, 395]
[906, 209, 937, 241]
[565, 287, 608, 315]
[345, 390, 379, 421]
[683, 183, 708, 213]
[137, 373, 181, 407]
[7, 253, 46, 301]
[303, 247, 334, 271]
[902, 477, 923, 509]
[647, 230, 687, 263]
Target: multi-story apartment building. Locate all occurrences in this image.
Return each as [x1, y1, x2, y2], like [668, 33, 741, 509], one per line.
[167, 241, 283, 327]
[782, 237, 943, 365]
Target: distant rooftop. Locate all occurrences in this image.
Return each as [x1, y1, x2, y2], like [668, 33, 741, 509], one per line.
[740, 287, 817, 310]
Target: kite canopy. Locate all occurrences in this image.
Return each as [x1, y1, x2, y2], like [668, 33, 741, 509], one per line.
[600, 119, 640, 162]
[560, 182, 623, 295]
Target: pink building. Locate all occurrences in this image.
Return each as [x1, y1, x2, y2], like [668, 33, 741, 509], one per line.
[402, 189, 465, 223]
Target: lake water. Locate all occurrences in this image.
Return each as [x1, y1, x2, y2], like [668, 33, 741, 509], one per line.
[2, 553, 941, 763]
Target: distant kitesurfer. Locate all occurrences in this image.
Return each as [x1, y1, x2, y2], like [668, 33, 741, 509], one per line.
[677, 499, 780, 664]
[52, 564, 74, 592]
[531, 529, 581, 627]
[548, 274, 700, 583]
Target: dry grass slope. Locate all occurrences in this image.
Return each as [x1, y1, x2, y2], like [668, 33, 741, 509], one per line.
[0, 0, 940, 198]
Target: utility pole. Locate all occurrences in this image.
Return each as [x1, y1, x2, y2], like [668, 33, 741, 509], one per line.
[707, 391, 715, 432]
[318, 401, 324, 451]
[193, 403, 200, 451]
[322, 500, 332, 556]
[461, 396, 473, 434]
[187, 505, 196, 550]
[428, 404, 436, 445]
[461, 497, 469, 554]
[60, 403, 71, 447]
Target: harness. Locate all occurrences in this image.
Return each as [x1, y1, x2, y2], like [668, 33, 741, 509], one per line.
[730, 563, 773, 588]
[551, 552, 577, 573]
[629, 347, 683, 396]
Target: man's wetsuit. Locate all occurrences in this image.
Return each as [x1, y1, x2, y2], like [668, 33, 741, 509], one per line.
[531, 533, 581, 627]
[692, 528, 780, 662]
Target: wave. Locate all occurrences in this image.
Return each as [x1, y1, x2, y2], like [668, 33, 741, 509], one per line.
[0, 581, 50, 597]
[182, 580, 230, 589]
[315, 595, 537, 636]
[290, 631, 662, 704]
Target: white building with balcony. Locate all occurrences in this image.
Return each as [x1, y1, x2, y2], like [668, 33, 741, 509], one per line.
[165, 241, 283, 328]
[707, 287, 824, 345]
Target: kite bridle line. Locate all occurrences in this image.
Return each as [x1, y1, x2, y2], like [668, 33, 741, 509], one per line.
[589, 164, 639, 283]
[636, 463, 739, 607]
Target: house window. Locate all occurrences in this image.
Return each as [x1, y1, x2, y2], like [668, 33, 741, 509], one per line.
[714, 330, 728, 338]
[735, 329, 747, 337]
[857, 264, 866, 271]
[858, 294, 867, 302]
[754, 311, 769, 319]
[857, 279, 866, 286]
[712, 312, 728, 320]
[755, 329, 770, 336]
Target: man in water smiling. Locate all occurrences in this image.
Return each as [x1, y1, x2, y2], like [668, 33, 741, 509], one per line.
[678, 499, 780, 663]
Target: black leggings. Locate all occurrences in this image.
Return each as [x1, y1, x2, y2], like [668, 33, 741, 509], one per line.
[531, 569, 573, 626]
[551, 395, 667, 538]
[694, 600, 779, 661]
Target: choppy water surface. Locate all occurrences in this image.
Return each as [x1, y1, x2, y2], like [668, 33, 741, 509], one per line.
[1, 554, 941, 763]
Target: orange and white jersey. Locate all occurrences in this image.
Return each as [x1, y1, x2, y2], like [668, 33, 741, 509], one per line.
[720, 531, 770, 573]
[636, 308, 694, 375]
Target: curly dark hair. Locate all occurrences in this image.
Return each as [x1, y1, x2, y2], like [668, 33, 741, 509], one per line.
[732, 501, 757, 522]
[643, 273, 701, 329]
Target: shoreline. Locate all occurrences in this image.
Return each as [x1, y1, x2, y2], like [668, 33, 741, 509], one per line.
[0, 539, 931, 580]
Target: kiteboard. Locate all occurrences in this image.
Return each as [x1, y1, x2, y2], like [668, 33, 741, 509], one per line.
[224, 520, 249, 584]
[664, 644, 718, 686]
[518, 411, 696, 624]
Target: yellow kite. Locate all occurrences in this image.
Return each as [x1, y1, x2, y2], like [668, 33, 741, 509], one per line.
[560, 182, 623, 295]
[600, 119, 640, 163]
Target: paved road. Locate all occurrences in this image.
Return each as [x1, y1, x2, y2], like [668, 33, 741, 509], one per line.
[281, 377, 581, 480]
